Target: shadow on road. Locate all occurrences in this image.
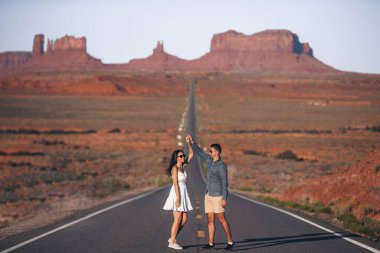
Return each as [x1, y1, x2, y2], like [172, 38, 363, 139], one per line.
[231, 232, 359, 251]
[181, 232, 359, 251]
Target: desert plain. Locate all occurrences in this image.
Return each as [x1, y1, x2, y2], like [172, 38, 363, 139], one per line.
[0, 71, 379, 239]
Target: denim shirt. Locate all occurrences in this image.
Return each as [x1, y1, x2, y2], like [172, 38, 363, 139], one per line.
[191, 142, 228, 200]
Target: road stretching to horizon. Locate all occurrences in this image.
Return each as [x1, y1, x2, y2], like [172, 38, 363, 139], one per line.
[0, 80, 379, 253]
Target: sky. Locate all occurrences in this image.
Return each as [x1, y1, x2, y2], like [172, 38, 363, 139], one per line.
[0, 0, 379, 74]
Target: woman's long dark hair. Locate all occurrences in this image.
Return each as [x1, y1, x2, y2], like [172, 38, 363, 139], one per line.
[166, 149, 184, 176]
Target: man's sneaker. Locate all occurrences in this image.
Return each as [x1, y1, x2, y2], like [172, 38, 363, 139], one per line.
[202, 243, 215, 249]
[168, 242, 183, 250]
[225, 242, 234, 250]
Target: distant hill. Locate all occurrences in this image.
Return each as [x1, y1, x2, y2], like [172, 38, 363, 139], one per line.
[0, 29, 338, 74]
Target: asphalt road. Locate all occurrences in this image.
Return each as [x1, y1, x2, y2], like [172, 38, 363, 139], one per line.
[0, 79, 379, 253]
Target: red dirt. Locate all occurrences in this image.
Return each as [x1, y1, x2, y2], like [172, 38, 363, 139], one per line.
[284, 149, 380, 220]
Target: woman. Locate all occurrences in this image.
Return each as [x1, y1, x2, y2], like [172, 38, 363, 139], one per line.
[163, 136, 193, 250]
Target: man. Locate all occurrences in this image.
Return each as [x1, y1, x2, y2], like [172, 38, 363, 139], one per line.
[187, 135, 234, 250]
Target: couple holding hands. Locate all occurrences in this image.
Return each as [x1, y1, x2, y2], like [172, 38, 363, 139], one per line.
[163, 135, 234, 250]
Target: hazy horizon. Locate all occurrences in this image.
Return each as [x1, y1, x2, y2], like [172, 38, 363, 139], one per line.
[0, 0, 379, 74]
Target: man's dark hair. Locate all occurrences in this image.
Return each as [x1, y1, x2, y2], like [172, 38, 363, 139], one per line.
[210, 143, 222, 154]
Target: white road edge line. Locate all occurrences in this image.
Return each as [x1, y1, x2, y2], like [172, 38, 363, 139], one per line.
[233, 192, 380, 253]
[0, 186, 168, 253]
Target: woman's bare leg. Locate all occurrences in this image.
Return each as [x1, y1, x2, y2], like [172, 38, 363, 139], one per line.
[176, 212, 187, 236]
[170, 211, 182, 244]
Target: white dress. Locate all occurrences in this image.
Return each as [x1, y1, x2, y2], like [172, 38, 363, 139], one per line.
[163, 170, 193, 212]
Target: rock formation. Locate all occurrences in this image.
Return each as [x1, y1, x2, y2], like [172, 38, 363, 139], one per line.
[0, 52, 31, 73]
[46, 35, 86, 53]
[32, 34, 44, 57]
[0, 29, 337, 74]
[191, 29, 332, 72]
[125, 29, 335, 73]
[25, 35, 103, 70]
[127, 41, 188, 71]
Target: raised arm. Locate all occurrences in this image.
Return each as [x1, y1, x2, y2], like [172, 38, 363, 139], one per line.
[187, 135, 211, 164]
[185, 136, 193, 162]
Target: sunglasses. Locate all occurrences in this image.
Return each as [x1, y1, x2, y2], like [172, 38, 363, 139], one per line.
[178, 154, 186, 158]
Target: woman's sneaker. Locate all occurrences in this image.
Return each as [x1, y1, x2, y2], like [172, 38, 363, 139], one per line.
[168, 243, 183, 250]
[168, 238, 177, 244]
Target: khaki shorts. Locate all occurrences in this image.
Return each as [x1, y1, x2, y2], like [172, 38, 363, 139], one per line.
[205, 193, 225, 213]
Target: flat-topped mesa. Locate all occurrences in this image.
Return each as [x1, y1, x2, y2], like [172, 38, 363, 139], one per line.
[24, 34, 103, 70]
[46, 35, 87, 54]
[199, 29, 334, 72]
[0, 52, 31, 73]
[211, 29, 313, 55]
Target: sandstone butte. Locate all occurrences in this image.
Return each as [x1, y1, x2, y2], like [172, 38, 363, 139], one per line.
[0, 29, 338, 74]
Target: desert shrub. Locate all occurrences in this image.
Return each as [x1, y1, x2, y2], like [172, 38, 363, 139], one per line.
[48, 191, 64, 198]
[81, 171, 98, 177]
[242, 150, 263, 156]
[28, 194, 46, 202]
[81, 129, 97, 134]
[91, 178, 125, 198]
[43, 129, 97, 135]
[106, 178, 122, 194]
[0, 221, 9, 229]
[275, 150, 303, 161]
[40, 173, 54, 184]
[361, 217, 380, 238]
[375, 165, 380, 173]
[0, 192, 21, 203]
[0, 178, 20, 192]
[229, 129, 332, 135]
[11, 151, 46, 156]
[40, 171, 80, 184]
[108, 128, 121, 133]
[33, 139, 65, 146]
[363, 206, 380, 216]
[23, 173, 39, 188]
[9, 161, 33, 167]
[282, 201, 314, 212]
[258, 187, 271, 193]
[314, 202, 332, 214]
[0, 151, 8, 156]
[259, 197, 331, 214]
[239, 186, 253, 192]
[0, 129, 41, 134]
[338, 214, 369, 234]
[155, 176, 171, 187]
[366, 126, 380, 132]
[258, 196, 281, 205]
